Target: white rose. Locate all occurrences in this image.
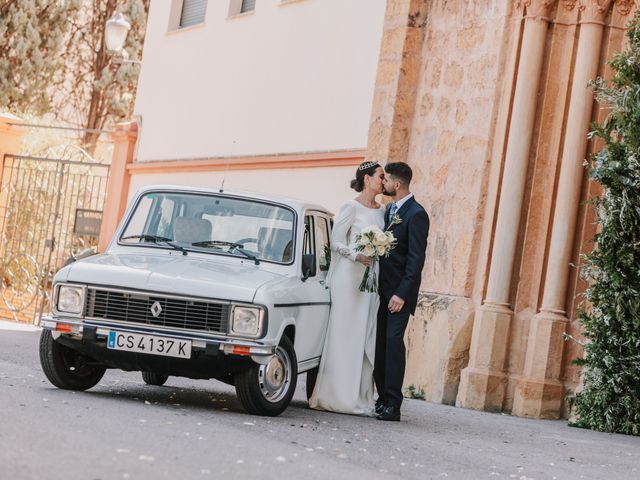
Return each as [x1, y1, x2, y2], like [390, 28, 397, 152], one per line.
[376, 245, 387, 256]
[374, 230, 388, 246]
[363, 244, 376, 257]
[386, 231, 395, 243]
[356, 236, 369, 247]
[361, 225, 377, 235]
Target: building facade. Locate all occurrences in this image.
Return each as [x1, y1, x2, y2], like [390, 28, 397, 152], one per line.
[125, 0, 387, 214]
[101, 0, 638, 419]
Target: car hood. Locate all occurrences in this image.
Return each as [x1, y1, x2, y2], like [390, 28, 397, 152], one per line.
[60, 253, 285, 303]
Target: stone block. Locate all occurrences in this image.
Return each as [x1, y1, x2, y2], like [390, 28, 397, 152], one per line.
[418, 92, 434, 116]
[455, 100, 468, 125]
[437, 97, 452, 124]
[404, 293, 475, 405]
[457, 25, 486, 52]
[380, 27, 409, 60]
[436, 132, 453, 156]
[376, 59, 402, 87]
[512, 378, 564, 419]
[444, 62, 464, 88]
[456, 304, 513, 411]
[456, 366, 507, 412]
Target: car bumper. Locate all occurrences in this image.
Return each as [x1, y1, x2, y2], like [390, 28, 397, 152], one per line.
[40, 315, 276, 358]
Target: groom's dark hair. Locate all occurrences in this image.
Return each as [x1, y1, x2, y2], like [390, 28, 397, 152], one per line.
[385, 162, 412, 186]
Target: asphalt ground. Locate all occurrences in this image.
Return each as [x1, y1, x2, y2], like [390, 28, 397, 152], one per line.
[1, 322, 639, 480]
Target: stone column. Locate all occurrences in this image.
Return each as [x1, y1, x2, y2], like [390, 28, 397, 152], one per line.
[366, 0, 428, 165]
[457, 0, 558, 411]
[98, 121, 138, 252]
[512, 0, 613, 418]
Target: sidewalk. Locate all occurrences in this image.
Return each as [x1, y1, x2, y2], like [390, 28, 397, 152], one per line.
[0, 318, 40, 332]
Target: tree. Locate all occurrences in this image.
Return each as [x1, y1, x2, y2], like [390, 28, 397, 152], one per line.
[0, 0, 150, 155]
[0, 0, 81, 115]
[573, 11, 640, 436]
[55, 0, 150, 155]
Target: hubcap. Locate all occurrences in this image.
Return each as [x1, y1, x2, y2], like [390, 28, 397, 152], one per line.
[258, 346, 292, 403]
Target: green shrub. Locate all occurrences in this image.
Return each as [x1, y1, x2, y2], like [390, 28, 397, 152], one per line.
[572, 11, 640, 436]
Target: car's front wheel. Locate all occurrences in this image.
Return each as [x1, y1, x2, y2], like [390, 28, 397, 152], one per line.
[39, 330, 106, 391]
[235, 335, 297, 416]
[142, 372, 169, 386]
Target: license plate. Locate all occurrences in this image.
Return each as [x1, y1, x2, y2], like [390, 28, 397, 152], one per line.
[107, 331, 191, 359]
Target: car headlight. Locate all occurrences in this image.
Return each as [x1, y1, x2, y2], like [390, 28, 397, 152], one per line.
[231, 306, 262, 337]
[57, 285, 85, 315]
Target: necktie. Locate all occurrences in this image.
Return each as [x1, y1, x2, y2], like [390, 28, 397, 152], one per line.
[389, 202, 398, 219]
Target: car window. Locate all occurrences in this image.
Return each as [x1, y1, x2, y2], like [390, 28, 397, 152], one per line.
[314, 216, 330, 277]
[303, 215, 316, 278]
[120, 192, 295, 264]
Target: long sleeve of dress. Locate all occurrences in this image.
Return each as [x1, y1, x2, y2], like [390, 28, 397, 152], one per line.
[331, 201, 358, 262]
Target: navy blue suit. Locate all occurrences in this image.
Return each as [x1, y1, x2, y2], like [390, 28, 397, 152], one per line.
[375, 195, 429, 409]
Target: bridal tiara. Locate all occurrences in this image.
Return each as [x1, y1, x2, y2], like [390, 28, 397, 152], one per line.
[358, 161, 380, 171]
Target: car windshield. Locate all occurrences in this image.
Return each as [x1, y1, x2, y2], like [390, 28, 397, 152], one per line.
[120, 192, 296, 264]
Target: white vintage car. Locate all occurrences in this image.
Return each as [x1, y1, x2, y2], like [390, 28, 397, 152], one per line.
[39, 185, 333, 416]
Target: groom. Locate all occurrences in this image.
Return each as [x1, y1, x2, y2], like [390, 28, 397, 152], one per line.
[375, 162, 429, 421]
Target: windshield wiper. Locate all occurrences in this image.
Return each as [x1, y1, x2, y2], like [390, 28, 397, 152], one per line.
[191, 240, 260, 265]
[121, 234, 188, 256]
[122, 234, 173, 242]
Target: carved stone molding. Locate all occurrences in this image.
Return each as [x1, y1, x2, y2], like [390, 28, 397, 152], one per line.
[579, 0, 614, 22]
[616, 0, 634, 15]
[563, 0, 578, 10]
[522, 0, 560, 18]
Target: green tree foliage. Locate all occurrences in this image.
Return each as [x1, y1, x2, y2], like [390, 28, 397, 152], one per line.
[56, 0, 150, 154]
[573, 12, 640, 436]
[0, 0, 149, 154]
[0, 0, 81, 115]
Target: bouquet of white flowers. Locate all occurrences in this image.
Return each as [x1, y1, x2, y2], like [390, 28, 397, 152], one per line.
[354, 225, 397, 293]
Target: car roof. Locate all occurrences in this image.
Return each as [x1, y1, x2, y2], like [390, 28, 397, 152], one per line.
[135, 184, 333, 215]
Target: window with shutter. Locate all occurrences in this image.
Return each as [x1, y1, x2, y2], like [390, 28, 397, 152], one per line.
[240, 0, 256, 13]
[180, 0, 208, 28]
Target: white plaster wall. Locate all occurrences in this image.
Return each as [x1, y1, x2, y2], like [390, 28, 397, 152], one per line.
[134, 0, 387, 162]
[128, 166, 358, 214]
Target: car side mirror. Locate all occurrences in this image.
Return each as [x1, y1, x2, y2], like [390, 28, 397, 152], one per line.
[301, 254, 316, 281]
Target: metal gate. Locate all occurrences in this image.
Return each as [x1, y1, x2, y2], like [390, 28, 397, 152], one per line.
[0, 154, 110, 323]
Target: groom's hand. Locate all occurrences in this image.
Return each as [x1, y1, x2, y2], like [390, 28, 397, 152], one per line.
[388, 295, 405, 313]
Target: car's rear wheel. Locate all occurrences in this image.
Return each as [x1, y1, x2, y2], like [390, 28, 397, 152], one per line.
[235, 335, 297, 416]
[141, 371, 169, 386]
[39, 330, 106, 391]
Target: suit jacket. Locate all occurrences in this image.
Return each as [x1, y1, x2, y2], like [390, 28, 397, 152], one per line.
[379, 195, 429, 315]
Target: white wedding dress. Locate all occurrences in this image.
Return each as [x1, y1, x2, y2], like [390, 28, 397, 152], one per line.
[309, 199, 385, 415]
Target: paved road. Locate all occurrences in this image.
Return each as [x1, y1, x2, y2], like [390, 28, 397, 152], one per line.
[1, 325, 639, 480]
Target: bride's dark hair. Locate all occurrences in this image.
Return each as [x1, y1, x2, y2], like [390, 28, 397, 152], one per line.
[350, 161, 380, 192]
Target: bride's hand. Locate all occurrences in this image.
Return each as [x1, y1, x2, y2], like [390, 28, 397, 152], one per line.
[356, 253, 373, 267]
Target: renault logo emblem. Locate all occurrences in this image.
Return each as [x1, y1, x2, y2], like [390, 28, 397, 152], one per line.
[150, 301, 162, 318]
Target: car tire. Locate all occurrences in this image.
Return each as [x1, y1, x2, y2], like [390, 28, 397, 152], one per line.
[305, 366, 318, 401]
[141, 371, 169, 386]
[235, 335, 297, 416]
[39, 330, 106, 391]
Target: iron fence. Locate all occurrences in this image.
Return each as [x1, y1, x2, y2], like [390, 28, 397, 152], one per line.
[0, 154, 110, 323]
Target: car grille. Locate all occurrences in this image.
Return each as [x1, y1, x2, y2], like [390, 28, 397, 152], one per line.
[85, 287, 230, 334]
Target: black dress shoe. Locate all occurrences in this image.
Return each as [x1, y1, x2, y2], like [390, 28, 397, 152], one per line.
[374, 402, 385, 415]
[376, 405, 401, 421]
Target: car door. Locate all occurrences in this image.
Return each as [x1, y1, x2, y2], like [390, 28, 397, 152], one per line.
[290, 212, 331, 364]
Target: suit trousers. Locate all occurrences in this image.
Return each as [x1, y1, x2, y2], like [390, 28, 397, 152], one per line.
[374, 293, 411, 409]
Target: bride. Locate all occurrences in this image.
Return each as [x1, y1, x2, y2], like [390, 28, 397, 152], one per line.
[309, 161, 385, 415]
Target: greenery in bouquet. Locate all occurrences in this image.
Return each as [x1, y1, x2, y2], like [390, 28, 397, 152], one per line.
[354, 226, 396, 293]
